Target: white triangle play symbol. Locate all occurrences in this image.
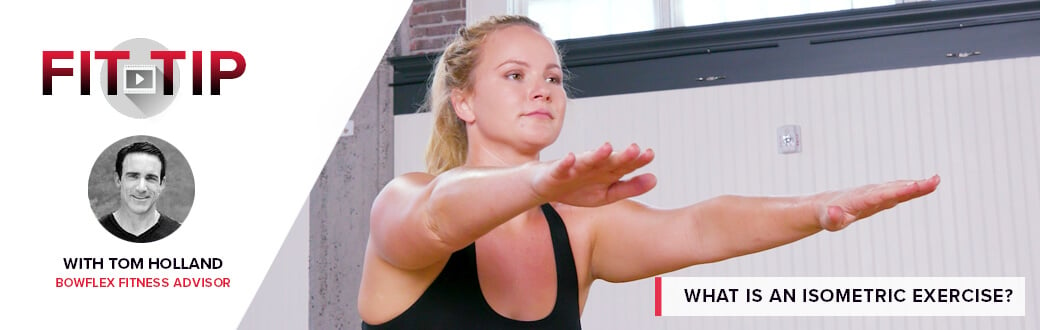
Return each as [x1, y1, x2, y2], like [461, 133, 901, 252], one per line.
[135, 73, 145, 85]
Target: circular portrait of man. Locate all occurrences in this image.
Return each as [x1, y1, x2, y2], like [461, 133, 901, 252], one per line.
[87, 135, 195, 243]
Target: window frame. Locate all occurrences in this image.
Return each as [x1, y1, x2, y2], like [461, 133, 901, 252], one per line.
[478, 0, 920, 40]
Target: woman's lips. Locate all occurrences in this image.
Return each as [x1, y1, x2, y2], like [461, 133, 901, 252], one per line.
[522, 110, 553, 119]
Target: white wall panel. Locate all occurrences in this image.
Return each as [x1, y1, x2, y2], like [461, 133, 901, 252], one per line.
[393, 112, 433, 175]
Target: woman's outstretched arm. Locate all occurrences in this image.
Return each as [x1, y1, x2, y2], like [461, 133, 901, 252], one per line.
[586, 175, 940, 283]
[369, 143, 657, 270]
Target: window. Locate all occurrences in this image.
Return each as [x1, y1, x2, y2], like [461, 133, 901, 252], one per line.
[526, 0, 657, 40]
[515, 0, 935, 40]
[676, 0, 911, 27]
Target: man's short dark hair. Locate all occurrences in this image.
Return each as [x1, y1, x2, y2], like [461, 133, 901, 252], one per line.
[115, 142, 166, 183]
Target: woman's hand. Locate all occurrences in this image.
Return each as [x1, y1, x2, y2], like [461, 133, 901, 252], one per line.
[815, 175, 941, 231]
[530, 142, 657, 207]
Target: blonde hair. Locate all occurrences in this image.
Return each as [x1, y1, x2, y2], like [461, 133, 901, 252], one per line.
[423, 15, 550, 175]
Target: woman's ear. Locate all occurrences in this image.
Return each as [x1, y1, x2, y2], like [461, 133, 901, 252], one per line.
[451, 88, 476, 124]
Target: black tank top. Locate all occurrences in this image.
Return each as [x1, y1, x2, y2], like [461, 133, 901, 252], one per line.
[362, 204, 582, 329]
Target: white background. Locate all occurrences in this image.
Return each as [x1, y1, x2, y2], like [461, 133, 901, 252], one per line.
[0, 1, 411, 328]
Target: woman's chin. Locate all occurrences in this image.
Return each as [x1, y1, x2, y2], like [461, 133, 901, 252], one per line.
[519, 134, 559, 152]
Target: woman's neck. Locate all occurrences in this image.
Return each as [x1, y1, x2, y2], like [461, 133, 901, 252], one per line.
[464, 142, 540, 168]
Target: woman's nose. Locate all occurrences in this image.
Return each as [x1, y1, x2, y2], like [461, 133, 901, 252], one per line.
[531, 81, 552, 102]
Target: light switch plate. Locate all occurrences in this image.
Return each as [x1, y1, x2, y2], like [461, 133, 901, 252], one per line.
[777, 125, 801, 154]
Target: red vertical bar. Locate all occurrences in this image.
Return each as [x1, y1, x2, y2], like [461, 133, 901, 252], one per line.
[79, 51, 90, 95]
[655, 276, 662, 316]
[193, 51, 203, 95]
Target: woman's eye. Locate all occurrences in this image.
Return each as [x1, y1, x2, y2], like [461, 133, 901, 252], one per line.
[506, 73, 522, 80]
[546, 76, 561, 84]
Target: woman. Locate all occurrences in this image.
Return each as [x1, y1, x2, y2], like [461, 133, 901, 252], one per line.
[359, 15, 939, 329]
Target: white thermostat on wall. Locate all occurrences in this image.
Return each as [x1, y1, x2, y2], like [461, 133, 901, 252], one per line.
[777, 125, 801, 154]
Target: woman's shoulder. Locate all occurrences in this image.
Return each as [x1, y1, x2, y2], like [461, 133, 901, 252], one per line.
[374, 172, 436, 203]
[392, 172, 436, 186]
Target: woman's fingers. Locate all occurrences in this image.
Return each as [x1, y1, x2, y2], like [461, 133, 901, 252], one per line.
[573, 142, 614, 172]
[588, 143, 653, 176]
[540, 143, 658, 206]
[614, 147, 654, 176]
[820, 175, 940, 231]
[897, 175, 941, 201]
[861, 175, 941, 214]
[613, 143, 642, 165]
[549, 152, 576, 180]
[572, 142, 648, 177]
[605, 173, 658, 202]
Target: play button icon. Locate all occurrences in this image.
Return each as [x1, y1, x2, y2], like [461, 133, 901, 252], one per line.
[100, 38, 181, 119]
[123, 64, 156, 94]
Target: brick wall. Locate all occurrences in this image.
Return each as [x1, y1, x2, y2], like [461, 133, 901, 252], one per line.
[406, 0, 466, 55]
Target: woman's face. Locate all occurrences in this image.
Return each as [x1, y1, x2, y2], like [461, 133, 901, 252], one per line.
[454, 24, 566, 156]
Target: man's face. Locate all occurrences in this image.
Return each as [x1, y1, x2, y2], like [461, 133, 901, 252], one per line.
[116, 152, 164, 215]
